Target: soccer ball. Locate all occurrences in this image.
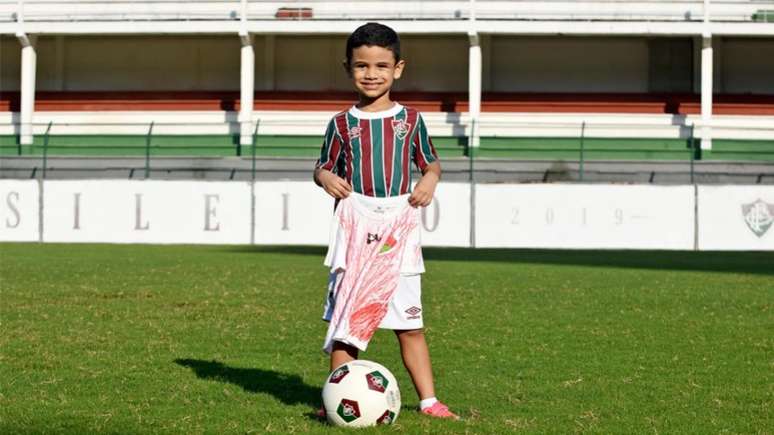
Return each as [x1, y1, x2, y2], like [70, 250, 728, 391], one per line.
[322, 360, 401, 427]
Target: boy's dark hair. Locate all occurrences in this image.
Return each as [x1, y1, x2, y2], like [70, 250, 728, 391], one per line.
[345, 22, 401, 66]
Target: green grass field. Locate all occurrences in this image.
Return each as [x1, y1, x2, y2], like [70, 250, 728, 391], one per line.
[1, 243, 772, 434]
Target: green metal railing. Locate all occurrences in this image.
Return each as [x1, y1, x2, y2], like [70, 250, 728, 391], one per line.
[3, 119, 771, 182]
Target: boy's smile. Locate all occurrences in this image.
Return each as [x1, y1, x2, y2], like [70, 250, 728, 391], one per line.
[346, 45, 405, 111]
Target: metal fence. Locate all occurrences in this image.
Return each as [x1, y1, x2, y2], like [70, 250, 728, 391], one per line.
[3, 118, 772, 185]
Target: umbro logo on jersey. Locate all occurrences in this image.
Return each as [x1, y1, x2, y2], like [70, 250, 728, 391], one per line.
[367, 233, 382, 244]
[392, 119, 411, 140]
[348, 126, 363, 139]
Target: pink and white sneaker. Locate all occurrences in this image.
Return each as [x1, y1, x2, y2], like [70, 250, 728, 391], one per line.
[421, 402, 460, 420]
[316, 407, 326, 419]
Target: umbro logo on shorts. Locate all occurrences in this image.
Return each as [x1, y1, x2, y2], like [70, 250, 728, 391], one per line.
[405, 306, 422, 319]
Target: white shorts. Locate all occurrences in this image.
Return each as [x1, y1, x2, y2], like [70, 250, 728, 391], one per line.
[322, 271, 424, 330]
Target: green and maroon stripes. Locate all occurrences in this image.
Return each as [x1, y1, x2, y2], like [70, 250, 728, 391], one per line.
[413, 113, 438, 170]
[316, 105, 438, 198]
[399, 108, 417, 195]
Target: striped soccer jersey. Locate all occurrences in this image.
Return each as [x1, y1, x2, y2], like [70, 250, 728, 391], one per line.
[315, 103, 439, 197]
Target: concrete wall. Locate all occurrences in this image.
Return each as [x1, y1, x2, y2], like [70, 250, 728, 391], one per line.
[1, 35, 772, 95]
[3, 180, 773, 250]
[0, 35, 21, 91]
[722, 37, 774, 94]
[489, 36, 650, 93]
[393, 36, 469, 92]
[274, 35, 348, 91]
[48, 35, 242, 91]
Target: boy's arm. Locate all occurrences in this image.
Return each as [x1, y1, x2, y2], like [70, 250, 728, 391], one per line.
[314, 167, 352, 199]
[408, 161, 441, 208]
[409, 113, 441, 208]
[314, 116, 352, 199]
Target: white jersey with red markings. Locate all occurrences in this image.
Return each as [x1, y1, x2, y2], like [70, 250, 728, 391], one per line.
[322, 192, 424, 353]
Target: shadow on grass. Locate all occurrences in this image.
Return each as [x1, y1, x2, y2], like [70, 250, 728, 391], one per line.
[223, 245, 774, 276]
[175, 358, 321, 409]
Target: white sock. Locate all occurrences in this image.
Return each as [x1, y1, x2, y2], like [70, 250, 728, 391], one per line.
[420, 397, 438, 410]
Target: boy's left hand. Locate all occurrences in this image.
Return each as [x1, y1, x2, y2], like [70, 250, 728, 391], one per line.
[409, 163, 440, 208]
[408, 183, 434, 207]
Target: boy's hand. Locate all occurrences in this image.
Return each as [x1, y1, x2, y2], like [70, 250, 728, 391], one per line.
[408, 162, 440, 208]
[315, 168, 352, 199]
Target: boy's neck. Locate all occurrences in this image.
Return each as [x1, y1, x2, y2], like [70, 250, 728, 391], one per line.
[356, 93, 396, 113]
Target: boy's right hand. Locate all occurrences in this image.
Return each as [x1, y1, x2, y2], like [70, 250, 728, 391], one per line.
[316, 169, 352, 199]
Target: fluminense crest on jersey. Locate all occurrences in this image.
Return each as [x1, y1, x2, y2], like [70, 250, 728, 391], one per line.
[741, 199, 774, 237]
[392, 119, 411, 140]
[348, 126, 363, 139]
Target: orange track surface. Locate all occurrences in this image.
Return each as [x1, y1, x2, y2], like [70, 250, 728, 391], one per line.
[1, 91, 773, 115]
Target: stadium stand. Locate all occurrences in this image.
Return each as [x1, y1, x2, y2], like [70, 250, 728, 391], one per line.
[1, 0, 773, 182]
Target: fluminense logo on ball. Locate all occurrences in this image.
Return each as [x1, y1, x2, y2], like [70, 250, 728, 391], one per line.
[329, 365, 350, 384]
[337, 399, 361, 422]
[741, 199, 774, 238]
[366, 371, 388, 393]
[377, 410, 396, 425]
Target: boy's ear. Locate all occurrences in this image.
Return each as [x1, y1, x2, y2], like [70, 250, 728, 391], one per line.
[342, 60, 353, 78]
[393, 59, 406, 80]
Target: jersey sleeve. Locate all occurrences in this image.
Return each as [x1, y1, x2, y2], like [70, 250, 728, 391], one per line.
[316, 117, 344, 174]
[411, 113, 439, 171]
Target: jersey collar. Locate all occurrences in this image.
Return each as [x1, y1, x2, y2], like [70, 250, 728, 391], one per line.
[349, 103, 404, 120]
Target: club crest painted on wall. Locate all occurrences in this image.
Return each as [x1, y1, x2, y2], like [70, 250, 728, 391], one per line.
[741, 199, 774, 237]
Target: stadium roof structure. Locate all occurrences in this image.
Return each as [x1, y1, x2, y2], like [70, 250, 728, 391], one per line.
[1, 0, 774, 36]
[3, 1, 773, 152]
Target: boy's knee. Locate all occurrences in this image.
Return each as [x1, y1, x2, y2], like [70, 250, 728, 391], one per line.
[395, 328, 424, 339]
[332, 341, 359, 356]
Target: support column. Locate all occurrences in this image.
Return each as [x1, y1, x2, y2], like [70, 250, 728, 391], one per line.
[17, 32, 37, 145]
[468, 32, 482, 148]
[700, 34, 713, 150]
[239, 32, 255, 146]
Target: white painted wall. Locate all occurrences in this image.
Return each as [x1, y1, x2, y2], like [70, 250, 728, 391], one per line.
[475, 184, 695, 249]
[698, 186, 774, 251]
[43, 180, 252, 244]
[721, 37, 774, 95]
[490, 36, 650, 92]
[5, 180, 771, 251]
[0, 180, 39, 242]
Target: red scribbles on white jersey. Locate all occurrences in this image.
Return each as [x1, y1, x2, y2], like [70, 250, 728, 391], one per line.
[323, 193, 422, 353]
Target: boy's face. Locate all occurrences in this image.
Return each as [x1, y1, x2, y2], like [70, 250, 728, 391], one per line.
[345, 45, 405, 101]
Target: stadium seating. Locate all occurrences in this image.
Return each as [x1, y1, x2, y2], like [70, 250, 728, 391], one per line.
[1, 1, 773, 180]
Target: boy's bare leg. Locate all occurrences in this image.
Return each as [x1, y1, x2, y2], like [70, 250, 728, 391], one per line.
[330, 341, 359, 372]
[395, 329, 435, 399]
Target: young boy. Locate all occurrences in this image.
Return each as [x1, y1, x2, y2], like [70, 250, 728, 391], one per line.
[313, 22, 458, 420]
